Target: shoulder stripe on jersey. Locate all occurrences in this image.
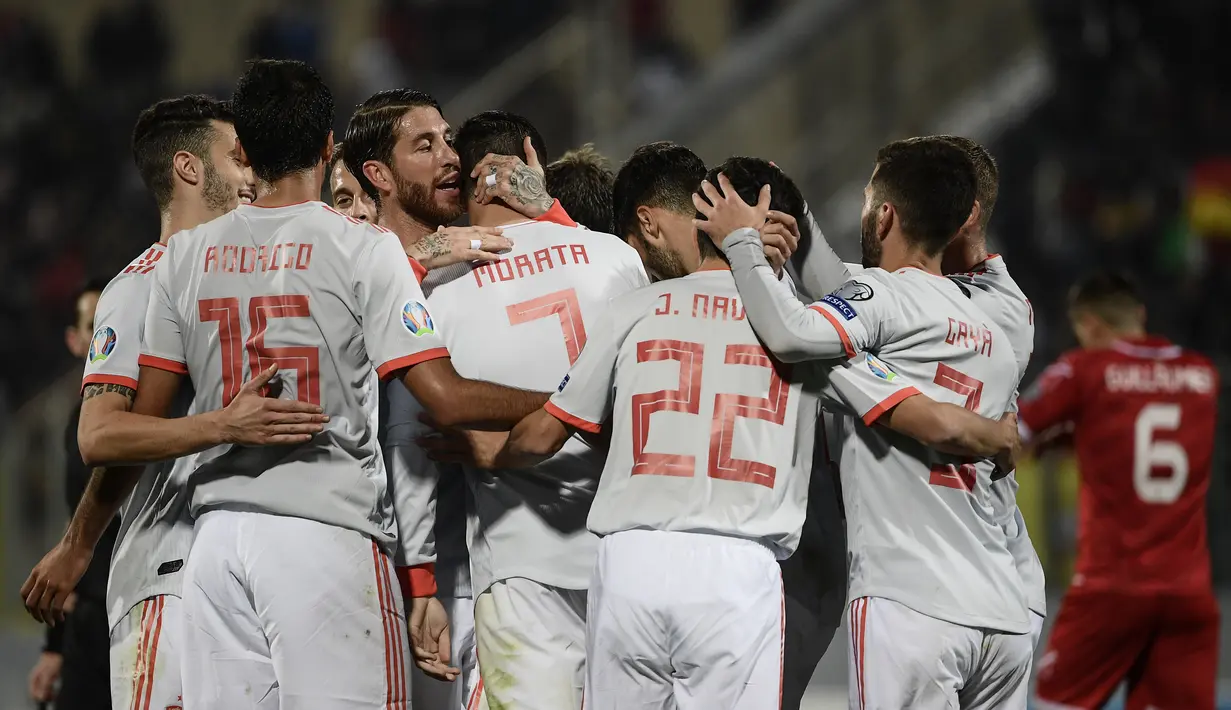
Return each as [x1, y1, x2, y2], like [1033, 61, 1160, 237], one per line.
[1110, 340, 1182, 361]
[122, 247, 164, 275]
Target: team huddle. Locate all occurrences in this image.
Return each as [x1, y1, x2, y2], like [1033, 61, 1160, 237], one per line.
[19, 58, 1220, 710]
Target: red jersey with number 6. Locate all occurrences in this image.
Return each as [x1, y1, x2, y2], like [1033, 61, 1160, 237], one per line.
[1018, 336, 1219, 593]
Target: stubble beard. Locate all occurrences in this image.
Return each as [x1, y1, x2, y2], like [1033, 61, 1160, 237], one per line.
[394, 171, 463, 229]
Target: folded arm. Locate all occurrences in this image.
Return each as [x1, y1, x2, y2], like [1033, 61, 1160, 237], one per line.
[883, 394, 1017, 458]
[400, 358, 551, 430]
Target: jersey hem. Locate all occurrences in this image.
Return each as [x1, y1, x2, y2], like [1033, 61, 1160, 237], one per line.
[138, 354, 188, 374]
[471, 568, 593, 598]
[850, 587, 1032, 635]
[544, 400, 601, 433]
[376, 347, 450, 380]
[81, 373, 139, 394]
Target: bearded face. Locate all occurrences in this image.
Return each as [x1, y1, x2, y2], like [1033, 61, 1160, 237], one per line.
[860, 205, 883, 269]
[392, 166, 462, 227]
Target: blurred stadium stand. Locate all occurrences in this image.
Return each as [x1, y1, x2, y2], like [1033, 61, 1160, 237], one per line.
[1, 0, 1229, 706]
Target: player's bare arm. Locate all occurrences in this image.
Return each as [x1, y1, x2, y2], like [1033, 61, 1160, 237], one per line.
[469, 136, 554, 217]
[406, 224, 512, 270]
[399, 357, 551, 429]
[884, 395, 1020, 458]
[420, 407, 570, 470]
[78, 364, 328, 467]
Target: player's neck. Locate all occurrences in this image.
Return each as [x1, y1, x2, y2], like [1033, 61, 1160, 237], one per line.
[941, 231, 988, 274]
[252, 168, 324, 210]
[468, 201, 527, 228]
[378, 206, 436, 250]
[694, 256, 730, 273]
[881, 239, 942, 275]
[160, 203, 218, 244]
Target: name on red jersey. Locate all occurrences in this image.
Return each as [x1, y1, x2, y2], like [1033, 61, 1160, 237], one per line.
[653, 292, 747, 322]
[1105, 362, 1216, 395]
[472, 244, 590, 288]
[203, 243, 314, 274]
[945, 317, 994, 357]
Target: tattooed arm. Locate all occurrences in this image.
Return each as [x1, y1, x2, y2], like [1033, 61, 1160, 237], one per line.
[469, 136, 556, 218]
[405, 225, 512, 271]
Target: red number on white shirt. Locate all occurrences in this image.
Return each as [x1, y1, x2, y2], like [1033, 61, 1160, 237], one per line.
[928, 362, 984, 492]
[506, 288, 588, 365]
[198, 295, 321, 406]
[632, 339, 789, 487]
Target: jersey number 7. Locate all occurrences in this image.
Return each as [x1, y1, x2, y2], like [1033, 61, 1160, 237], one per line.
[630, 339, 791, 489]
[199, 296, 320, 406]
[929, 363, 984, 492]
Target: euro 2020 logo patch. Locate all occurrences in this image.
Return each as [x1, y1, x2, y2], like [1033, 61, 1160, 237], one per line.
[866, 353, 896, 381]
[88, 326, 117, 363]
[402, 300, 435, 337]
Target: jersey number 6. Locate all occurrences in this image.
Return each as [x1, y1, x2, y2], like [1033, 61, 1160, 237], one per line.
[630, 339, 791, 489]
[199, 295, 320, 406]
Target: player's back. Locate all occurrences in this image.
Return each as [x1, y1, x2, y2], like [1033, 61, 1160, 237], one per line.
[420, 219, 648, 593]
[826, 267, 1029, 633]
[1021, 338, 1218, 593]
[148, 202, 426, 547]
[585, 269, 822, 558]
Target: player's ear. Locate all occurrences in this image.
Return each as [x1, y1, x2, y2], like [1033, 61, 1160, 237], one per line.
[363, 160, 395, 197]
[322, 130, 335, 164]
[172, 150, 200, 187]
[877, 203, 894, 242]
[635, 205, 662, 246]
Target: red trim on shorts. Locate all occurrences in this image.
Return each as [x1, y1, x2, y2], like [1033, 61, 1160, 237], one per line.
[807, 304, 856, 359]
[142, 597, 165, 710]
[129, 601, 152, 710]
[138, 355, 188, 374]
[383, 553, 408, 708]
[81, 373, 139, 395]
[858, 599, 868, 710]
[395, 563, 438, 598]
[544, 400, 601, 433]
[372, 543, 396, 708]
[467, 677, 485, 710]
[861, 386, 922, 426]
[376, 348, 450, 380]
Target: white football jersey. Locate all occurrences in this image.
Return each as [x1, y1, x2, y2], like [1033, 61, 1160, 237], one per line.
[948, 254, 1045, 615]
[83, 244, 195, 629]
[141, 202, 446, 549]
[549, 268, 825, 558]
[723, 229, 1030, 634]
[419, 219, 649, 595]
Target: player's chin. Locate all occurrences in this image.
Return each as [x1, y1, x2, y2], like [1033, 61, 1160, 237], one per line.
[434, 192, 465, 222]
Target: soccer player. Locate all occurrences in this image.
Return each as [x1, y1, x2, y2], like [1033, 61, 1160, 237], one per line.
[702, 140, 1033, 708]
[124, 60, 551, 708]
[17, 94, 331, 710]
[328, 141, 376, 221]
[543, 143, 615, 232]
[418, 110, 647, 710]
[442, 156, 1018, 709]
[1020, 272, 1219, 710]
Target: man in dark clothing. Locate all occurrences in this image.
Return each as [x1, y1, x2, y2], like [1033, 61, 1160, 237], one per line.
[28, 280, 118, 709]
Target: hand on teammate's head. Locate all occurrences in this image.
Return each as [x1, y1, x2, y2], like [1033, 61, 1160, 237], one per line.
[760, 210, 801, 274]
[692, 173, 771, 249]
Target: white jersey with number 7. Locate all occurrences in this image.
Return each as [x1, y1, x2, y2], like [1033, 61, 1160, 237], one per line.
[418, 219, 649, 596]
[140, 202, 448, 547]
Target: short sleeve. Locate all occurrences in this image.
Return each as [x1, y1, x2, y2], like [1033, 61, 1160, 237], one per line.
[138, 262, 188, 375]
[823, 352, 922, 426]
[356, 234, 450, 380]
[82, 277, 150, 391]
[546, 299, 634, 433]
[808, 275, 897, 356]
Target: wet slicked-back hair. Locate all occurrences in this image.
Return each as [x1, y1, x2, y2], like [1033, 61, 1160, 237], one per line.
[343, 89, 442, 204]
[131, 94, 233, 211]
[1068, 270, 1144, 329]
[453, 110, 547, 200]
[870, 138, 978, 256]
[232, 59, 334, 183]
[697, 157, 807, 262]
[545, 144, 615, 233]
[612, 141, 706, 241]
[932, 135, 998, 230]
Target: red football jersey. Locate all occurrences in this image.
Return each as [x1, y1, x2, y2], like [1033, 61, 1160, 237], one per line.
[1018, 335, 1219, 593]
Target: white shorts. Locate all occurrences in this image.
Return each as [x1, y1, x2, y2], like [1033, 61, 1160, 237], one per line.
[473, 577, 586, 710]
[586, 530, 784, 710]
[411, 595, 476, 710]
[181, 510, 410, 710]
[847, 596, 1032, 710]
[110, 595, 183, 710]
[1028, 609, 1046, 651]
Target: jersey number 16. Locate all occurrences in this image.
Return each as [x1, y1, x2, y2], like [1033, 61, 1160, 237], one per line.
[199, 295, 320, 406]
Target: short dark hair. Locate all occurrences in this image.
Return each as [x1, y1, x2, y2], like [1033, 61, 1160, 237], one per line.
[697, 157, 807, 262]
[131, 95, 234, 211]
[343, 89, 442, 204]
[612, 141, 706, 242]
[932, 135, 998, 230]
[870, 139, 977, 256]
[454, 110, 548, 199]
[545, 144, 614, 233]
[1068, 271, 1143, 328]
[232, 59, 334, 183]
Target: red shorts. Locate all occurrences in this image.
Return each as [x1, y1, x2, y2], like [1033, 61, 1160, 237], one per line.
[1035, 589, 1219, 710]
